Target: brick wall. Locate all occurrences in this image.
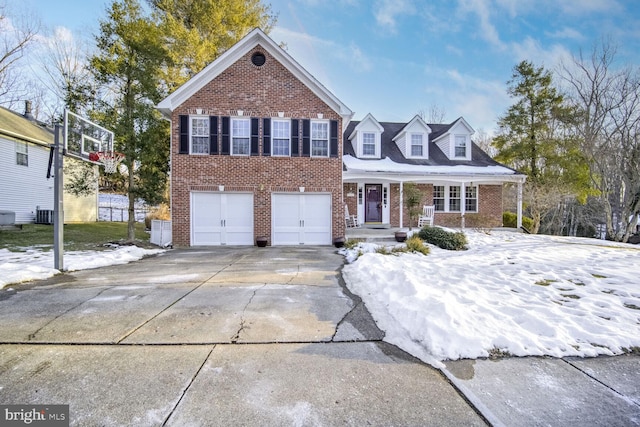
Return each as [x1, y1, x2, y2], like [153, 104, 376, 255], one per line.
[171, 45, 345, 246]
[350, 183, 503, 228]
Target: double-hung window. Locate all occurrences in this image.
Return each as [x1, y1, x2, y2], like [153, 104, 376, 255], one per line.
[455, 135, 467, 158]
[311, 121, 329, 157]
[465, 186, 477, 212]
[16, 141, 28, 166]
[449, 186, 461, 211]
[433, 185, 445, 211]
[231, 118, 250, 155]
[411, 134, 423, 157]
[272, 119, 290, 156]
[190, 116, 209, 154]
[434, 185, 478, 212]
[362, 132, 376, 156]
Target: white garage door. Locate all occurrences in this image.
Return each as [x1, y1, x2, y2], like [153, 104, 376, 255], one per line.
[272, 193, 331, 245]
[191, 192, 253, 245]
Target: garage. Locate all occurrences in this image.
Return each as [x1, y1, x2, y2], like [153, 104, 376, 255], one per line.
[272, 193, 332, 245]
[191, 192, 253, 245]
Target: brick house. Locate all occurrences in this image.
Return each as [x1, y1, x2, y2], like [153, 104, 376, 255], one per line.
[158, 29, 526, 246]
[157, 28, 354, 246]
[343, 114, 526, 229]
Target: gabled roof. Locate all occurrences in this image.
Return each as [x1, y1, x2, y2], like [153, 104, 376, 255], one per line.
[432, 116, 474, 142]
[157, 28, 354, 121]
[343, 118, 514, 169]
[391, 114, 432, 142]
[0, 106, 53, 147]
[348, 112, 384, 140]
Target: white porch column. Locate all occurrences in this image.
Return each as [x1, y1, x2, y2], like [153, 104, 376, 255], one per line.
[399, 181, 404, 228]
[460, 181, 466, 229]
[517, 180, 523, 228]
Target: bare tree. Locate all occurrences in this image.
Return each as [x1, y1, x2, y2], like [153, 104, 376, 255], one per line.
[560, 39, 640, 241]
[418, 104, 447, 123]
[0, 2, 39, 105]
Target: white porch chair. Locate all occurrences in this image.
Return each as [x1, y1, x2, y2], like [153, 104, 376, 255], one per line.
[345, 204, 360, 228]
[418, 205, 435, 227]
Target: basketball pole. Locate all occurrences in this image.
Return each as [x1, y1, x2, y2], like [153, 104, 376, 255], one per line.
[53, 124, 64, 271]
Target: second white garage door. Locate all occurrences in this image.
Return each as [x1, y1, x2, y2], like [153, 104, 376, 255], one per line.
[272, 193, 332, 245]
[191, 192, 253, 245]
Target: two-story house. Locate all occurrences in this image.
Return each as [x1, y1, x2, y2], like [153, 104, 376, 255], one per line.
[157, 28, 354, 247]
[158, 28, 526, 247]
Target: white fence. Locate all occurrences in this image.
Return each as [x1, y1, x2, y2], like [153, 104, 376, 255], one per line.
[150, 220, 172, 247]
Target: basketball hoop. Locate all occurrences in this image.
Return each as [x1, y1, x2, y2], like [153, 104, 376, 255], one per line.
[89, 151, 125, 174]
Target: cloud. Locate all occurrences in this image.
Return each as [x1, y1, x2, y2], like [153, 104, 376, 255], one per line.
[556, 0, 622, 15]
[511, 36, 574, 70]
[545, 27, 585, 41]
[373, 0, 416, 34]
[456, 0, 506, 50]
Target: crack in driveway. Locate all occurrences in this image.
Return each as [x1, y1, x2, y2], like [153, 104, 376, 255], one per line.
[230, 284, 266, 343]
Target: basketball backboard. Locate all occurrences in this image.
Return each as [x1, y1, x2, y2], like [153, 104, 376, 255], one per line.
[64, 110, 114, 161]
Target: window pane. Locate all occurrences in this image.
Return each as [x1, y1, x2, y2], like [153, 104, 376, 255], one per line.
[455, 136, 466, 157]
[273, 139, 289, 156]
[311, 122, 328, 157]
[363, 133, 375, 156]
[16, 141, 28, 166]
[191, 117, 209, 154]
[465, 186, 477, 212]
[232, 119, 250, 155]
[233, 138, 250, 155]
[272, 120, 290, 156]
[433, 185, 445, 211]
[411, 134, 423, 156]
[450, 186, 461, 211]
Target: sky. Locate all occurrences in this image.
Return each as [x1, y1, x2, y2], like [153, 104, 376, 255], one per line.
[17, 0, 640, 134]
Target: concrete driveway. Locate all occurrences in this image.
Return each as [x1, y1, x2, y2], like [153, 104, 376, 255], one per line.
[0, 247, 486, 426]
[2, 247, 639, 426]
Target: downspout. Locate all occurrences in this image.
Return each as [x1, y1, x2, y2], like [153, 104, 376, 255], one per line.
[517, 180, 523, 228]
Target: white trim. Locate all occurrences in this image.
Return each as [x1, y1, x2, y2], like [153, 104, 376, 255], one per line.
[189, 115, 209, 155]
[271, 118, 291, 157]
[230, 117, 250, 156]
[310, 120, 329, 158]
[157, 28, 354, 122]
[408, 132, 427, 158]
[454, 134, 470, 160]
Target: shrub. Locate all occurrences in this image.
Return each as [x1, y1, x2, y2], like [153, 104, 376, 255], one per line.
[502, 211, 534, 230]
[405, 234, 430, 255]
[418, 226, 467, 250]
[344, 238, 363, 249]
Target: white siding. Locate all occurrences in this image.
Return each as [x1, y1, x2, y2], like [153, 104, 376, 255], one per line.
[395, 134, 407, 157]
[435, 134, 452, 159]
[0, 137, 54, 223]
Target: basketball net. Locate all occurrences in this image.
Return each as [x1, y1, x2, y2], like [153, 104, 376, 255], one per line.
[89, 151, 125, 174]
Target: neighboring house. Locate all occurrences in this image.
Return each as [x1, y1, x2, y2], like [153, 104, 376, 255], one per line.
[158, 28, 353, 247]
[343, 114, 526, 229]
[0, 103, 98, 224]
[158, 28, 525, 247]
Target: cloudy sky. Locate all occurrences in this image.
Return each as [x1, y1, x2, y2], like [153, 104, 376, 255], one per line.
[22, 0, 640, 133]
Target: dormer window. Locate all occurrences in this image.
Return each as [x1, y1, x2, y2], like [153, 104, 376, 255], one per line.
[411, 133, 424, 157]
[362, 132, 376, 156]
[455, 135, 467, 158]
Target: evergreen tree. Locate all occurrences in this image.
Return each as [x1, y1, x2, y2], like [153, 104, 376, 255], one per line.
[90, 0, 170, 241]
[493, 61, 591, 233]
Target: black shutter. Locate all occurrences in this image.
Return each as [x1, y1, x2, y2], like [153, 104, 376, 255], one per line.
[179, 115, 189, 154]
[262, 118, 271, 156]
[291, 119, 299, 157]
[221, 117, 230, 155]
[302, 119, 310, 157]
[330, 119, 339, 158]
[209, 116, 218, 155]
[251, 118, 260, 156]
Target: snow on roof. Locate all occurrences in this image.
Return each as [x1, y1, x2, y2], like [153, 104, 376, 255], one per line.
[343, 154, 518, 175]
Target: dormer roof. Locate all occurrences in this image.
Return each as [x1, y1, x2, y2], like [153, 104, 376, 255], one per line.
[348, 113, 383, 140]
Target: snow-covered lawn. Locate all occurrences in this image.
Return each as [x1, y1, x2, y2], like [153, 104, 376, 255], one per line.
[341, 230, 640, 367]
[0, 246, 164, 289]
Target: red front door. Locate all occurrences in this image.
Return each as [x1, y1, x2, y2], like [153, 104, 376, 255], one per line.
[365, 184, 382, 222]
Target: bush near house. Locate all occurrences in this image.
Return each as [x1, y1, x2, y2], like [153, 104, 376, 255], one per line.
[418, 226, 468, 251]
[503, 211, 534, 230]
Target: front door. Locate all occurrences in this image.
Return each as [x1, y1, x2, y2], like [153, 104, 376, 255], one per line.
[365, 184, 382, 222]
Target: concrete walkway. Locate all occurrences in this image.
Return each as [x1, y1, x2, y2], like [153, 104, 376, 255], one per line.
[0, 247, 638, 426]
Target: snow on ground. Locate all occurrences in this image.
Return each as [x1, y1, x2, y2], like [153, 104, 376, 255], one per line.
[99, 193, 149, 222]
[341, 230, 640, 367]
[0, 246, 164, 289]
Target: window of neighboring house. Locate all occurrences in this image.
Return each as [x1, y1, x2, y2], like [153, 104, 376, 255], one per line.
[16, 141, 28, 166]
[465, 186, 478, 212]
[231, 118, 250, 155]
[311, 121, 329, 157]
[411, 133, 424, 157]
[362, 132, 376, 156]
[433, 185, 445, 211]
[272, 119, 290, 156]
[190, 116, 209, 154]
[455, 135, 467, 158]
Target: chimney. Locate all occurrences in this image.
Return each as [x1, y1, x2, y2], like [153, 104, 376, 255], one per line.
[24, 100, 35, 121]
